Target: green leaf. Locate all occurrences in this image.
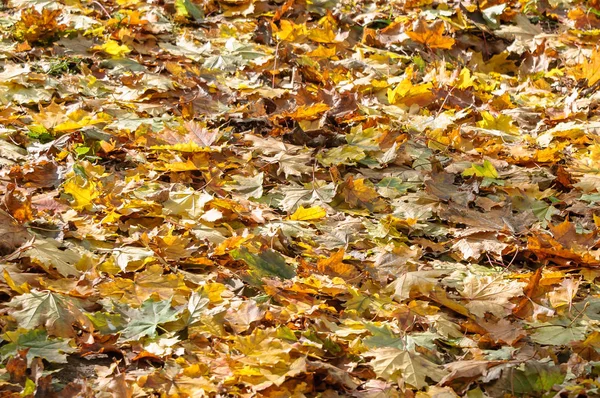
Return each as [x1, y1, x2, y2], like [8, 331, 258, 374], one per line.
[317, 145, 365, 166]
[23, 237, 81, 277]
[21, 378, 36, 397]
[230, 247, 296, 281]
[462, 160, 499, 179]
[529, 321, 587, 345]
[7, 290, 88, 337]
[345, 126, 380, 151]
[227, 173, 264, 199]
[364, 324, 404, 349]
[376, 177, 410, 199]
[85, 311, 126, 335]
[531, 200, 559, 227]
[495, 361, 565, 395]
[175, 0, 204, 21]
[119, 299, 179, 342]
[0, 329, 75, 365]
[481, 4, 506, 28]
[581, 193, 600, 204]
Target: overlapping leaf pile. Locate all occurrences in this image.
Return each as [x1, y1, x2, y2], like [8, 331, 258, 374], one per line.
[1, 0, 600, 396]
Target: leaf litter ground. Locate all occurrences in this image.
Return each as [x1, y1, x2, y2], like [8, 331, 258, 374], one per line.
[1, 0, 600, 397]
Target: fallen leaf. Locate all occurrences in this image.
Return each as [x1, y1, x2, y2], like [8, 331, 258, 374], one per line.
[0, 209, 31, 256]
[582, 47, 600, 87]
[407, 19, 455, 49]
[289, 205, 327, 221]
[119, 299, 179, 342]
[366, 347, 447, 388]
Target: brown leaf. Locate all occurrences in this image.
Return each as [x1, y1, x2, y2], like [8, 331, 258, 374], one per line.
[479, 319, 526, 345]
[0, 209, 31, 256]
[6, 351, 27, 383]
[3, 185, 33, 223]
[513, 268, 544, 318]
[9, 160, 61, 188]
[341, 176, 389, 212]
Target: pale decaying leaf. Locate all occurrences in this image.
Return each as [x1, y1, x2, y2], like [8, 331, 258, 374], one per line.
[366, 347, 447, 388]
[459, 274, 524, 318]
[7, 290, 92, 337]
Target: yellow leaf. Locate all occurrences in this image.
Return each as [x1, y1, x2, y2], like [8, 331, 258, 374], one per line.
[306, 45, 337, 59]
[283, 103, 330, 120]
[150, 142, 216, 152]
[307, 14, 338, 44]
[387, 79, 433, 106]
[153, 160, 199, 172]
[94, 39, 131, 57]
[455, 68, 475, 89]
[407, 19, 455, 49]
[3, 270, 30, 294]
[476, 111, 519, 135]
[63, 177, 99, 211]
[582, 47, 600, 87]
[54, 118, 94, 132]
[289, 205, 327, 221]
[274, 20, 306, 42]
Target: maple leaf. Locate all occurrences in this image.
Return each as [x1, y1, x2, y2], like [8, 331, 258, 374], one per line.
[63, 176, 100, 211]
[0, 329, 76, 365]
[462, 160, 499, 179]
[227, 173, 264, 199]
[7, 290, 91, 338]
[175, 0, 204, 21]
[316, 249, 358, 278]
[387, 78, 434, 106]
[458, 274, 524, 318]
[365, 348, 447, 388]
[13, 7, 66, 45]
[94, 39, 132, 57]
[231, 247, 296, 281]
[407, 19, 455, 49]
[289, 205, 327, 221]
[0, 209, 31, 256]
[387, 270, 446, 301]
[529, 319, 587, 346]
[582, 47, 600, 87]
[341, 176, 388, 212]
[224, 300, 265, 333]
[119, 299, 180, 342]
[476, 112, 520, 135]
[22, 237, 81, 277]
[2, 0, 600, 394]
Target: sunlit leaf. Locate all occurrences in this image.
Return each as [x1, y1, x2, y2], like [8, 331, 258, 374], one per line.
[0, 329, 75, 365]
[119, 299, 179, 342]
[407, 19, 455, 49]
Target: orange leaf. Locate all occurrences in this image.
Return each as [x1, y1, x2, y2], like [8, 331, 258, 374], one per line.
[582, 47, 600, 87]
[282, 102, 330, 121]
[317, 249, 358, 278]
[341, 176, 389, 212]
[407, 19, 455, 49]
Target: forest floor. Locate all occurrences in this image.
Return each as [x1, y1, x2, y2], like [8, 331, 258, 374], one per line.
[1, 0, 600, 396]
